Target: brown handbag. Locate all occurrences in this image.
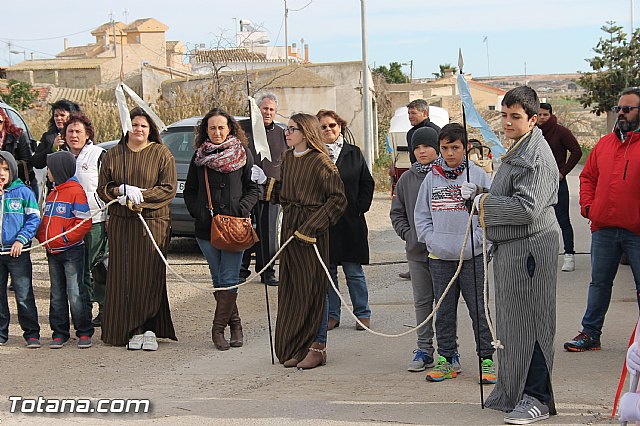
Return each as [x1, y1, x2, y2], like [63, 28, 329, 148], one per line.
[204, 168, 258, 252]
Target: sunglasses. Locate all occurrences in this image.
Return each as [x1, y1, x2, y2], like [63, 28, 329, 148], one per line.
[284, 127, 300, 135]
[613, 105, 640, 113]
[321, 123, 338, 130]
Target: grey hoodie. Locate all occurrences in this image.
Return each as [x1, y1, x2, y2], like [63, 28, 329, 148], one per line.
[414, 161, 491, 261]
[0, 151, 18, 186]
[390, 163, 430, 261]
[47, 151, 76, 186]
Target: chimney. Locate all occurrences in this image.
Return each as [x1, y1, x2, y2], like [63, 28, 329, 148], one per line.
[63, 38, 69, 50]
[304, 44, 309, 63]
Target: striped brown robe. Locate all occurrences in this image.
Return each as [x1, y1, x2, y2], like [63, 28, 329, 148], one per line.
[478, 127, 560, 413]
[271, 149, 346, 364]
[97, 141, 177, 346]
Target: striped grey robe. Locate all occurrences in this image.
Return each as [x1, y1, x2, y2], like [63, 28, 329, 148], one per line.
[478, 127, 560, 413]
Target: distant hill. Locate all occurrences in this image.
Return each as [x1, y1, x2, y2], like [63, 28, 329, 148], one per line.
[475, 73, 582, 95]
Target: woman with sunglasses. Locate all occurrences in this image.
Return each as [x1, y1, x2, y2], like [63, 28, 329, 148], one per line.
[266, 113, 346, 369]
[0, 109, 35, 195]
[316, 109, 374, 332]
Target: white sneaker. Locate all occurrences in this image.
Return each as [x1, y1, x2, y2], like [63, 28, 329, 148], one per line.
[127, 334, 144, 350]
[142, 331, 158, 351]
[561, 254, 575, 272]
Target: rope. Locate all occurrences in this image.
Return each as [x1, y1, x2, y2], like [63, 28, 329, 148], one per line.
[0, 199, 119, 255]
[136, 207, 294, 292]
[24, 192, 502, 349]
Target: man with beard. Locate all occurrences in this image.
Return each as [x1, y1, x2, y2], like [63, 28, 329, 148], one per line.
[537, 103, 582, 272]
[564, 87, 640, 352]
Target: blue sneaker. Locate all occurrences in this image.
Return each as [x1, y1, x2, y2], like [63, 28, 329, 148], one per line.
[451, 353, 462, 373]
[407, 348, 435, 372]
[564, 332, 601, 352]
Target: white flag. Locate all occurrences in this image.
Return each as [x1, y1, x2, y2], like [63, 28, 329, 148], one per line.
[248, 96, 271, 162]
[115, 82, 168, 135]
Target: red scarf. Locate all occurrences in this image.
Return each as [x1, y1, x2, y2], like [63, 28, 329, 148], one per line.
[194, 136, 246, 173]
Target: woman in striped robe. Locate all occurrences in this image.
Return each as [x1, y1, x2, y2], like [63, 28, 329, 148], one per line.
[265, 113, 346, 369]
[97, 108, 177, 349]
[474, 87, 560, 422]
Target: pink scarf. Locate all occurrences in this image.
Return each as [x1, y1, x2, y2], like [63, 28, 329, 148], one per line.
[194, 136, 246, 173]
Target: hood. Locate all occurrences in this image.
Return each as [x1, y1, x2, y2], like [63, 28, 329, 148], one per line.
[0, 151, 18, 185]
[47, 150, 76, 186]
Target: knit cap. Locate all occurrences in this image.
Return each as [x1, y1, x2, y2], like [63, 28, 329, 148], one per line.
[411, 127, 439, 154]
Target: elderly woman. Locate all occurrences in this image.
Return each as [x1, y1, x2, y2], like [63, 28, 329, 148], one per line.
[265, 113, 346, 369]
[97, 107, 177, 351]
[316, 109, 374, 331]
[0, 109, 35, 194]
[62, 113, 107, 327]
[183, 108, 258, 351]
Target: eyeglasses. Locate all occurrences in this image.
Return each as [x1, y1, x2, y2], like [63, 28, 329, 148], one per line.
[285, 127, 300, 135]
[613, 105, 640, 114]
[321, 123, 338, 130]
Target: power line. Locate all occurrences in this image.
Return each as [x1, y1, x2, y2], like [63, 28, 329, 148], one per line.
[289, 0, 313, 11]
[0, 40, 56, 58]
[0, 26, 98, 42]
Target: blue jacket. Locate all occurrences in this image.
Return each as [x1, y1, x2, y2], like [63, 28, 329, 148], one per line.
[0, 179, 41, 252]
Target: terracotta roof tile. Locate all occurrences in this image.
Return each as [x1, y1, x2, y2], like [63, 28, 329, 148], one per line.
[193, 48, 278, 64]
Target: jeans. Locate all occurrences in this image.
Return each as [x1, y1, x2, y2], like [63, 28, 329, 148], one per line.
[83, 222, 108, 313]
[0, 252, 39, 342]
[524, 341, 551, 405]
[197, 238, 243, 294]
[328, 262, 371, 321]
[581, 228, 640, 339]
[429, 256, 494, 359]
[48, 245, 94, 340]
[314, 294, 329, 344]
[553, 178, 575, 254]
[408, 259, 435, 355]
[240, 201, 279, 279]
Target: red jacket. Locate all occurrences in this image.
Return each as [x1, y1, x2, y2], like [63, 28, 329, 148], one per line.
[580, 130, 640, 235]
[36, 177, 92, 254]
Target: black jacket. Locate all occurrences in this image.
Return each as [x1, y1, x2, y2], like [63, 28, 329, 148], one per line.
[329, 143, 375, 265]
[183, 148, 259, 241]
[3, 132, 35, 184]
[407, 118, 441, 163]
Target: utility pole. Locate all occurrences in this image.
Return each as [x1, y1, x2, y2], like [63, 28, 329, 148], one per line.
[360, 0, 373, 170]
[284, 0, 289, 65]
[483, 36, 491, 78]
[631, 0, 635, 43]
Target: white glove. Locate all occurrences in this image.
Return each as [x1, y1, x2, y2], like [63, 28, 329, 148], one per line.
[628, 342, 640, 375]
[251, 165, 267, 185]
[117, 195, 128, 206]
[460, 182, 478, 200]
[118, 184, 145, 205]
[619, 391, 640, 422]
[473, 194, 482, 211]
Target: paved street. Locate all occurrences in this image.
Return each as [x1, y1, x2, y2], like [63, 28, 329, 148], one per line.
[0, 165, 635, 425]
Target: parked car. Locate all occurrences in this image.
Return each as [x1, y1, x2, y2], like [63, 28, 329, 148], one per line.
[0, 99, 45, 205]
[100, 116, 284, 240]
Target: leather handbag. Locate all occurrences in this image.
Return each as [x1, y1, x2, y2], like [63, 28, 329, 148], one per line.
[204, 168, 258, 252]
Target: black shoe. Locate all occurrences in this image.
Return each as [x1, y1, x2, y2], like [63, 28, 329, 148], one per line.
[398, 271, 411, 280]
[264, 276, 279, 286]
[92, 313, 102, 327]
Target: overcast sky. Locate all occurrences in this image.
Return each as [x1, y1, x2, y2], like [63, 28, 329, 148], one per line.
[0, 1, 635, 78]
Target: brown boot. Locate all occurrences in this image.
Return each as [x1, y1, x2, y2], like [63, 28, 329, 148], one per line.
[296, 342, 326, 369]
[228, 301, 243, 348]
[283, 358, 299, 368]
[212, 291, 237, 351]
